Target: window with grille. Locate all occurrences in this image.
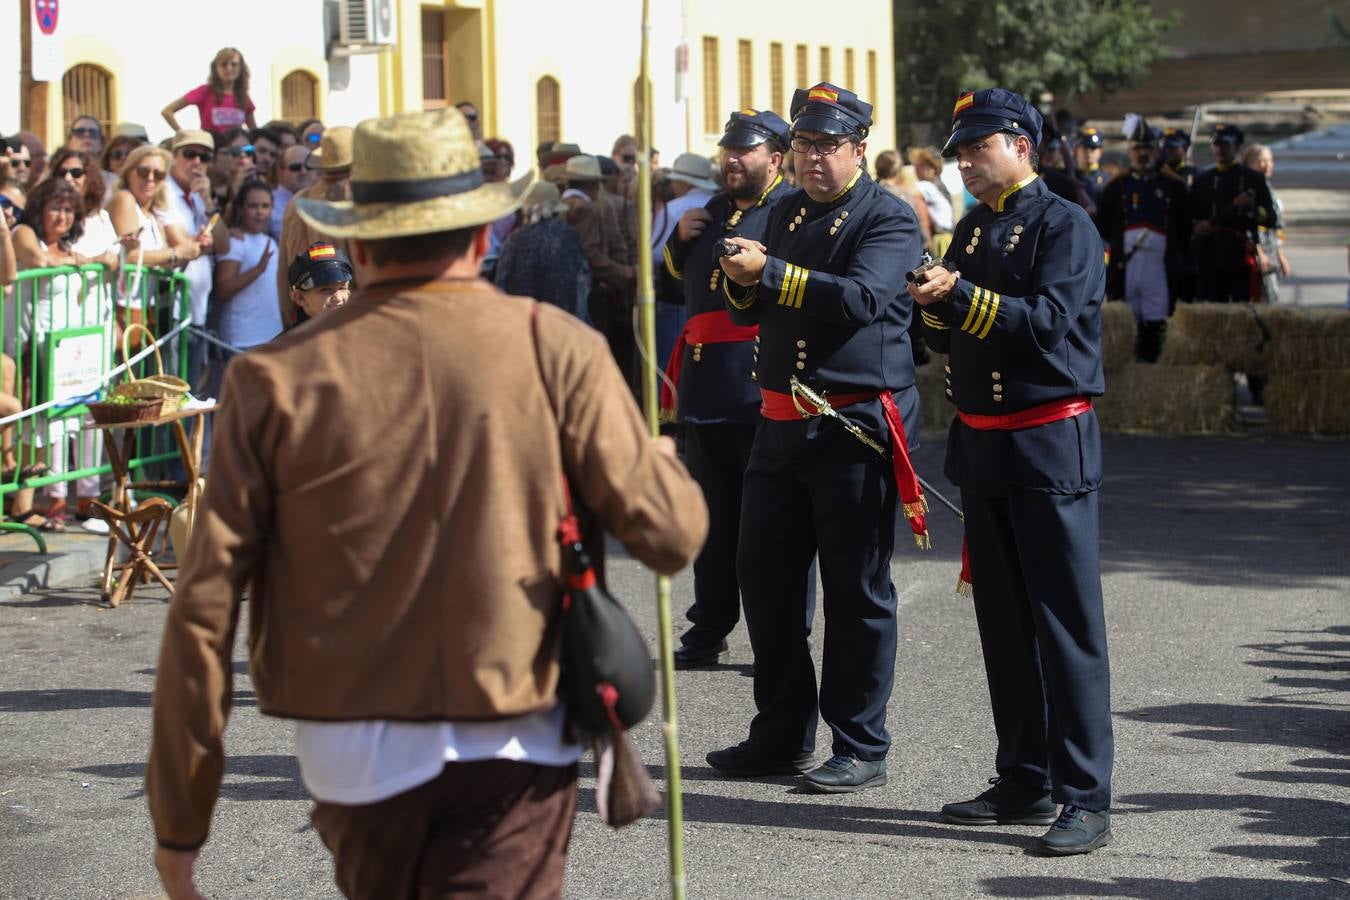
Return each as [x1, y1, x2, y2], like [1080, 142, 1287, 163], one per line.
[769, 43, 784, 115]
[738, 41, 753, 110]
[819, 47, 831, 85]
[62, 64, 113, 139]
[845, 49, 855, 91]
[867, 51, 878, 118]
[421, 8, 449, 109]
[702, 37, 721, 133]
[795, 45, 808, 93]
[281, 70, 318, 123]
[536, 76, 561, 145]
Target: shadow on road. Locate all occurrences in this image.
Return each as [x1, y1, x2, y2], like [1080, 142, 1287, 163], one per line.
[72, 754, 304, 802]
[0, 687, 255, 712]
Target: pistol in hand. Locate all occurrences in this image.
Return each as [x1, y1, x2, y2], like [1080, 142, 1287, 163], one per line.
[716, 237, 742, 258]
[905, 253, 943, 285]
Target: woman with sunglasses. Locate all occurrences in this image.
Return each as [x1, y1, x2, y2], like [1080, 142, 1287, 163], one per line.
[108, 145, 205, 344]
[162, 47, 258, 140]
[100, 135, 145, 203]
[47, 148, 120, 272]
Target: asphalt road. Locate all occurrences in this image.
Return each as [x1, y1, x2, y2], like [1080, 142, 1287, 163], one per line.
[0, 431, 1346, 899]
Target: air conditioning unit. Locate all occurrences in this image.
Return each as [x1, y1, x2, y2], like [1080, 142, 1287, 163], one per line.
[336, 0, 396, 53]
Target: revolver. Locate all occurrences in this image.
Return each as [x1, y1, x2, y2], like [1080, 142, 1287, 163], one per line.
[715, 237, 743, 258]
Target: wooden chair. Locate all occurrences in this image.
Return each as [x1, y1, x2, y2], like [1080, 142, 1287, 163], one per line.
[93, 497, 176, 607]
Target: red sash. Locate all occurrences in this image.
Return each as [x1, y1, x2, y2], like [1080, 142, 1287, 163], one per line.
[954, 396, 1092, 593]
[659, 311, 758, 418]
[759, 387, 930, 548]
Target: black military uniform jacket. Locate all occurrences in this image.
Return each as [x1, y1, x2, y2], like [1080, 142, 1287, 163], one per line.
[1190, 162, 1275, 237]
[921, 175, 1106, 495]
[663, 174, 791, 424]
[723, 170, 922, 397]
[1096, 167, 1192, 303]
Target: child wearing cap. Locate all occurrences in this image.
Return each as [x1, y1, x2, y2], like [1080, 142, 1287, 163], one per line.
[288, 242, 353, 324]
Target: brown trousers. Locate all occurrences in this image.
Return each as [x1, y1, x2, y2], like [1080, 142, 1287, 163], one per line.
[310, 760, 577, 900]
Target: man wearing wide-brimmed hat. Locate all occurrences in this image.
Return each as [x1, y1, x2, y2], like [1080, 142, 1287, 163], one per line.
[276, 126, 354, 326]
[145, 108, 707, 900]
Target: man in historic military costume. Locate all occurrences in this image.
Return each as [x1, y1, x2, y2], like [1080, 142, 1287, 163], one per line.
[1073, 126, 1109, 205]
[705, 82, 924, 794]
[1160, 127, 1194, 185]
[1096, 118, 1191, 362]
[910, 88, 1114, 855]
[660, 109, 795, 668]
[1190, 123, 1275, 303]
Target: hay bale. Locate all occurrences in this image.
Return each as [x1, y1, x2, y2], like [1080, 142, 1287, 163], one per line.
[1096, 363, 1234, 434]
[1265, 370, 1350, 435]
[1162, 303, 1270, 372]
[1100, 301, 1136, 371]
[915, 356, 954, 434]
[1261, 307, 1350, 372]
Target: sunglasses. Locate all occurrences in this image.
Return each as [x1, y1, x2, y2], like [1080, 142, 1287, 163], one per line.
[0, 196, 20, 214]
[285, 162, 307, 172]
[227, 144, 256, 158]
[110, 148, 129, 161]
[179, 149, 212, 163]
[305, 132, 322, 145]
[59, 167, 86, 179]
[135, 165, 167, 182]
[71, 126, 102, 138]
[620, 153, 637, 164]
[9, 158, 31, 168]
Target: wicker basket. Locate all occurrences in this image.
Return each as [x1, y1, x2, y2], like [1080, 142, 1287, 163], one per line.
[109, 323, 190, 408]
[88, 398, 165, 425]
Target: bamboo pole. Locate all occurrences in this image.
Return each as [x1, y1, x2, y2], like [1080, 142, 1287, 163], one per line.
[636, 2, 687, 898]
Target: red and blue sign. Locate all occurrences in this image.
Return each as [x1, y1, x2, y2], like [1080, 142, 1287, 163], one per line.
[35, 0, 59, 35]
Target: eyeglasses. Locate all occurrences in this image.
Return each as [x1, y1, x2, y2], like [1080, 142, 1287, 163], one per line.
[790, 136, 854, 156]
[620, 153, 637, 164]
[110, 148, 129, 161]
[227, 145, 256, 158]
[179, 149, 212, 163]
[285, 162, 307, 172]
[71, 126, 102, 138]
[59, 167, 86, 179]
[135, 165, 167, 182]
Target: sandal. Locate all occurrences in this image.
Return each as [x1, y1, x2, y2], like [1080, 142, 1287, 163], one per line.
[9, 509, 65, 532]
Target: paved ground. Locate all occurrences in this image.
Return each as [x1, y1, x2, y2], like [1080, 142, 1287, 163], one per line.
[0, 431, 1346, 899]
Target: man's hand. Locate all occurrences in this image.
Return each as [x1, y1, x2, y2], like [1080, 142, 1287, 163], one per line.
[718, 236, 767, 287]
[676, 208, 712, 243]
[155, 846, 203, 900]
[905, 264, 961, 307]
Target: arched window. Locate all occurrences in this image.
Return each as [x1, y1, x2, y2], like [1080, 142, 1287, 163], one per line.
[536, 76, 561, 145]
[62, 64, 113, 138]
[281, 70, 319, 123]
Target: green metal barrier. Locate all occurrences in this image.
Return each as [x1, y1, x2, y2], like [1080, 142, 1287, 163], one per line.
[0, 263, 191, 551]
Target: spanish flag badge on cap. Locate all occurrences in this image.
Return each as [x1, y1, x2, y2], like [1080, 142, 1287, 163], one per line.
[808, 85, 840, 104]
[952, 92, 975, 118]
[308, 243, 337, 261]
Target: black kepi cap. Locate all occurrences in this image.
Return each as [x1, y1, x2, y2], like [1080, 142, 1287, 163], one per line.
[1210, 122, 1244, 145]
[1075, 127, 1103, 149]
[789, 83, 872, 137]
[719, 109, 791, 149]
[942, 88, 1043, 158]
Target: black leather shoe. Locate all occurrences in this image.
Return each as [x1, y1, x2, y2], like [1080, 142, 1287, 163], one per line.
[802, 755, 887, 794]
[941, 776, 1058, 826]
[674, 640, 729, 670]
[706, 741, 814, 777]
[1037, 805, 1112, 855]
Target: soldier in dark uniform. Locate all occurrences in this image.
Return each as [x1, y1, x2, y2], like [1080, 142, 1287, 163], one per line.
[1190, 123, 1276, 303]
[1073, 127, 1109, 204]
[1096, 118, 1191, 362]
[909, 88, 1114, 855]
[1160, 127, 1194, 185]
[705, 82, 924, 793]
[660, 109, 795, 668]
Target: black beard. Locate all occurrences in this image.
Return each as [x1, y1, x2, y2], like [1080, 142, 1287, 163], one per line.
[726, 170, 770, 201]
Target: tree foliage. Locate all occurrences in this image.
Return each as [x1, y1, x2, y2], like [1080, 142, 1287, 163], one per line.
[893, 0, 1180, 146]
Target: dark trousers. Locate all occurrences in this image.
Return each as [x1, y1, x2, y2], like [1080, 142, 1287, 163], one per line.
[737, 398, 907, 762]
[962, 487, 1114, 810]
[310, 760, 577, 900]
[1194, 231, 1253, 302]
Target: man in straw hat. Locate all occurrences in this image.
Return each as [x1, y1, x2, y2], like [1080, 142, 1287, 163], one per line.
[145, 107, 707, 900]
[276, 125, 354, 327]
[910, 88, 1113, 855]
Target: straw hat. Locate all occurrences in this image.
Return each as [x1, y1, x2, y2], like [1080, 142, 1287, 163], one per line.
[306, 126, 355, 172]
[562, 155, 604, 184]
[667, 153, 717, 192]
[296, 109, 534, 241]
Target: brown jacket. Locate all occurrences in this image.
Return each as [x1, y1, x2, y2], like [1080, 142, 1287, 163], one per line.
[563, 194, 635, 295]
[276, 177, 352, 327]
[146, 280, 707, 849]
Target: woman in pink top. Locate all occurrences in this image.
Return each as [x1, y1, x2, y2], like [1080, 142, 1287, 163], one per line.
[161, 47, 258, 139]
